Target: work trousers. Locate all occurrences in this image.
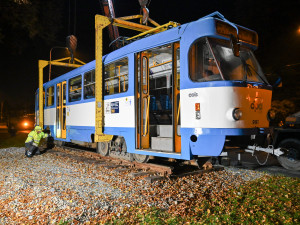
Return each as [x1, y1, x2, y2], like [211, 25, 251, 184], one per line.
[25, 142, 40, 157]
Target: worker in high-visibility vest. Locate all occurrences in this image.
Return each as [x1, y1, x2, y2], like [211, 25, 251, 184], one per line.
[25, 126, 49, 157]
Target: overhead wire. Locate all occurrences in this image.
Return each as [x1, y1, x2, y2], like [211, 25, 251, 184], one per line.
[74, 0, 76, 35]
[68, 0, 71, 35]
[68, 0, 77, 35]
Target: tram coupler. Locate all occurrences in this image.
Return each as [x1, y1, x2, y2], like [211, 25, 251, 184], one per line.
[245, 145, 284, 156]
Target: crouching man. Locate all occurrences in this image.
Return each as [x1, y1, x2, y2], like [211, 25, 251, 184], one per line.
[25, 126, 49, 157]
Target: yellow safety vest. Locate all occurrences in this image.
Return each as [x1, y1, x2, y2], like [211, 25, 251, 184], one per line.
[25, 130, 48, 146]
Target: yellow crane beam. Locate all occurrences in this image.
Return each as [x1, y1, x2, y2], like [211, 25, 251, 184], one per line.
[38, 59, 85, 129]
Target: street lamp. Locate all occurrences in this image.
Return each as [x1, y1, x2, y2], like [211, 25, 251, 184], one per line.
[49, 46, 68, 81]
[296, 25, 300, 35]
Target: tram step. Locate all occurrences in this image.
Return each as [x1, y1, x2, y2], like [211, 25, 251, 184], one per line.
[157, 125, 181, 137]
[151, 137, 172, 152]
[157, 125, 172, 137]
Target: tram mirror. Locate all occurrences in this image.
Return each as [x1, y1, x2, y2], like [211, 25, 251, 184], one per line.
[266, 74, 283, 88]
[230, 34, 240, 57]
[273, 77, 282, 88]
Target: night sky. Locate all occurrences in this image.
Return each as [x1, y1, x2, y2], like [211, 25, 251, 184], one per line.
[1, 0, 300, 111]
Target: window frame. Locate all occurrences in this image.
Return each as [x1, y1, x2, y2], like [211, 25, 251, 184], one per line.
[83, 69, 96, 100]
[188, 37, 223, 83]
[104, 57, 129, 96]
[68, 74, 83, 102]
[46, 86, 55, 107]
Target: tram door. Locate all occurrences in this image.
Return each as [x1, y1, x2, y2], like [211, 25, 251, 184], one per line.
[136, 43, 181, 152]
[136, 53, 150, 149]
[56, 81, 66, 139]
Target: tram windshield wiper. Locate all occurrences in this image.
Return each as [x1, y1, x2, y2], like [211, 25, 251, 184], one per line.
[241, 57, 248, 82]
[241, 56, 268, 84]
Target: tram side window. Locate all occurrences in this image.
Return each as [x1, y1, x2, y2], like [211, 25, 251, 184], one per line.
[104, 58, 128, 95]
[189, 38, 222, 82]
[84, 70, 95, 99]
[46, 86, 54, 106]
[69, 75, 82, 102]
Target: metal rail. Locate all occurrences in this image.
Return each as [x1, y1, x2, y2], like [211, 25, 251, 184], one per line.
[50, 145, 224, 177]
[53, 146, 173, 176]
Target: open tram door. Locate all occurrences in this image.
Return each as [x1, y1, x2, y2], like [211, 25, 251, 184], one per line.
[56, 81, 67, 139]
[136, 42, 181, 154]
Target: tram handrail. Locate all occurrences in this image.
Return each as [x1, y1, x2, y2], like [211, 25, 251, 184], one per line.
[104, 74, 128, 93]
[149, 60, 172, 69]
[105, 80, 114, 93]
[177, 100, 181, 125]
[143, 96, 150, 136]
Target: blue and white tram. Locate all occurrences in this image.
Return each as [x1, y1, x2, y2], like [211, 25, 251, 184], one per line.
[36, 12, 273, 163]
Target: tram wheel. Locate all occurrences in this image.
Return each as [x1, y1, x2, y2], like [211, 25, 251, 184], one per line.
[277, 138, 300, 171]
[133, 153, 149, 163]
[97, 142, 110, 156]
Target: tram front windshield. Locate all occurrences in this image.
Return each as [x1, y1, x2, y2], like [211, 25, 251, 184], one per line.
[189, 38, 268, 84]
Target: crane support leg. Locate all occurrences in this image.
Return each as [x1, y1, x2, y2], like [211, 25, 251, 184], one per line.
[38, 60, 49, 129]
[95, 15, 113, 142]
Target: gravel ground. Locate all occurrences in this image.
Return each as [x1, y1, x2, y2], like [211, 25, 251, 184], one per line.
[0, 147, 267, 224]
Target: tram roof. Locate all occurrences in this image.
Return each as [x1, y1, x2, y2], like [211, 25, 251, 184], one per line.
[42, 12, 257, 88]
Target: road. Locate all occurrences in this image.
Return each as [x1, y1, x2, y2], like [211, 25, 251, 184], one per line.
[223, 151, 300, 178]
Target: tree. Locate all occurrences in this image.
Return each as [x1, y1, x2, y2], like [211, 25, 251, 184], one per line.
[0, 0, 64, 54]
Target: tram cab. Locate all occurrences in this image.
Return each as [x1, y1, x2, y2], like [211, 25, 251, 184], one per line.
[123, 13, 273, 161]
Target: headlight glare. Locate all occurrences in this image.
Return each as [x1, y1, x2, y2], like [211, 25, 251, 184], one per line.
[232, 108, 242, 121]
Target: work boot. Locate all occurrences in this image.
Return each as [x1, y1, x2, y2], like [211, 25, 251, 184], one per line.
[35, 149, 41, 155]
[25, 147, 30, 157]
[25, 150, 33, 158]
[26, 145, 36, 157]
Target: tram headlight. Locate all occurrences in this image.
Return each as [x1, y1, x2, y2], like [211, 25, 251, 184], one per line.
[232, 108, 242, 121]
[267, 109, 276, 121]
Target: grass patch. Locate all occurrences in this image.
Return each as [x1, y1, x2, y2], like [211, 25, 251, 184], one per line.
[107, 176, 299, 224]
[0, 132, 28, 148]
[58, 219, 71, 225]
